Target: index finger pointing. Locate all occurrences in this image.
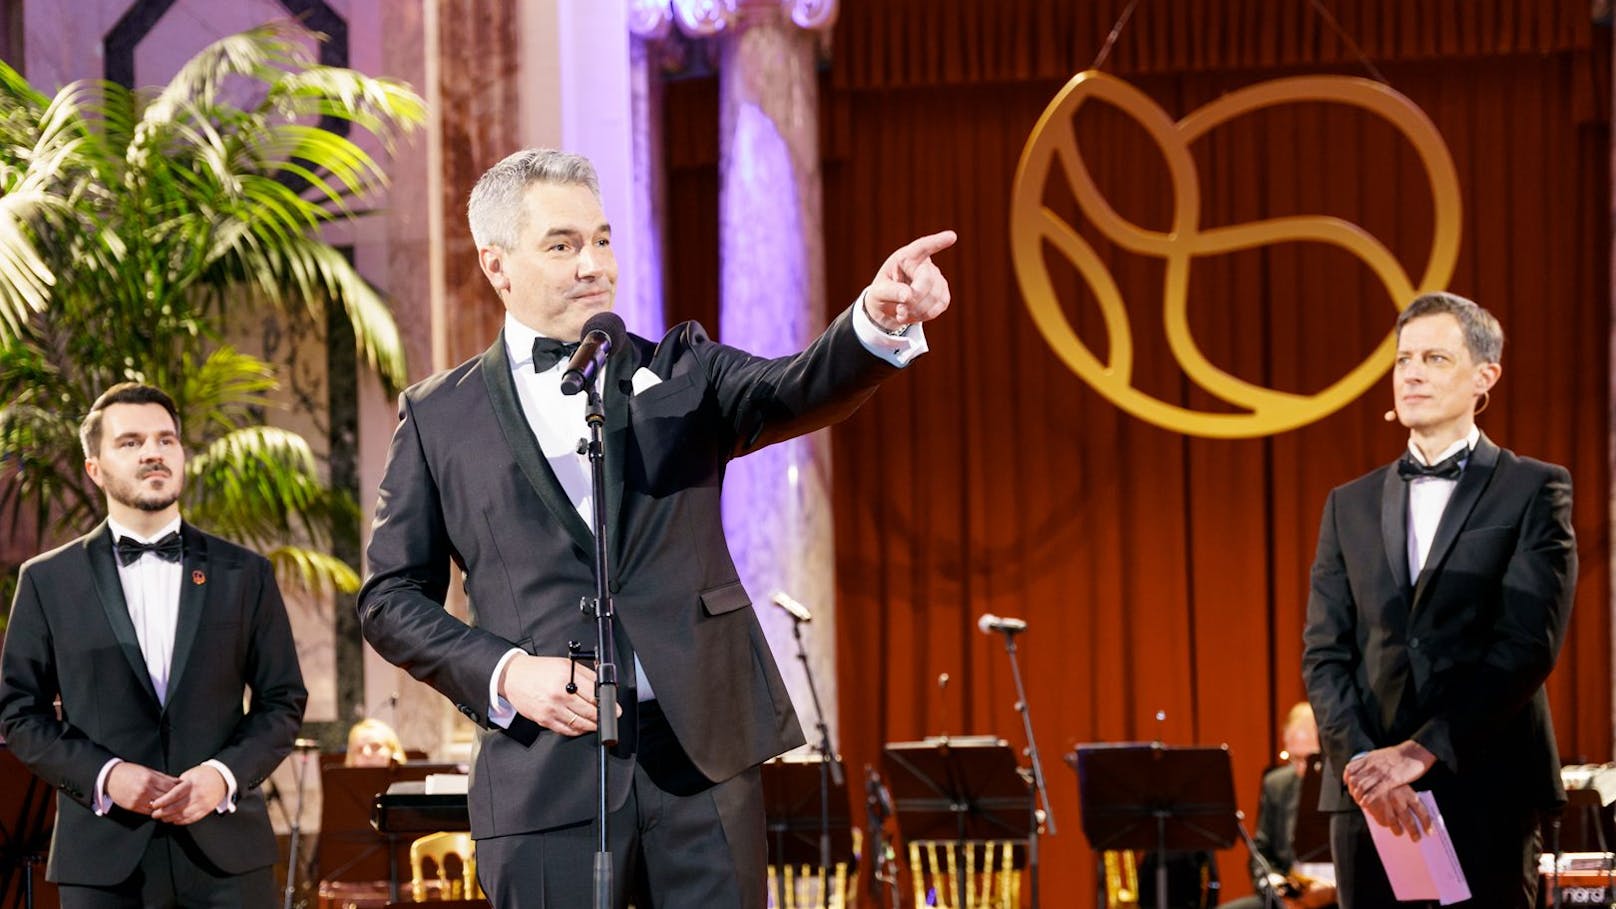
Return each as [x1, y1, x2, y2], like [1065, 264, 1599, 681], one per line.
[895, 230, 958, 269]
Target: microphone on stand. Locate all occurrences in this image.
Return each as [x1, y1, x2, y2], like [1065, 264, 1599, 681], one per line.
[560, 312, 627, 396]
[866, 765, 894, 818]
[263, 779, 293, 834]
[977, 613, 1028, 635]
[771, 591, 813, 623]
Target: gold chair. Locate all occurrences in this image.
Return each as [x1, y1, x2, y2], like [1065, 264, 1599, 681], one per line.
[765, 828, 861, 908]
[1102, 849, 1141, 907]
[907, 839, 1022, 909]
[408, 832, 481, 902]
[765, 862, 856, 909]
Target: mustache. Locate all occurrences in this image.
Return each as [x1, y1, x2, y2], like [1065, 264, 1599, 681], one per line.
[137, 465, 172, 479]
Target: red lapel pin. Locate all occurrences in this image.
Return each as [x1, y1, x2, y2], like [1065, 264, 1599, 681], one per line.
[192, 570, 206, 586]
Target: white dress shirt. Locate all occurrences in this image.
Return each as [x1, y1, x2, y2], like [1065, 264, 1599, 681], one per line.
[486, 299, 924, 726]
[1405, 426, 1480, 583]
[94, 517, 237, 815]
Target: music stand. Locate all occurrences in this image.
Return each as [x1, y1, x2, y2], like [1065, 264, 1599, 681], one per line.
[882, 737, 1032, 906]
[762, 757, 854, 909]
[0, 746, 53, 909]
[316, 763, 465, 904]
[1291, 755, 1331, 864]
[1071, 743, 1238, 909]
[1558, 788, 1614, 854]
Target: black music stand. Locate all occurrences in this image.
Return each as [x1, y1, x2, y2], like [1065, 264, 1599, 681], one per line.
[316, 763, 465, 904]
[762, 757, 855, 909]
[1071, 743, 1238, 909]
[1558, 788, 1614, 855]
[1291, 755, 1331, 865]
[882, 737, 1033, 906]
[0, 747, 54, 909]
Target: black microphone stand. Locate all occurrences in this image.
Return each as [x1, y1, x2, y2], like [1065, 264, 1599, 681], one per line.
[580, 377, 621, 909]
[991, 627, 1054, 909]
[279, 745, 314, 909]
[864, 766, 900, 909]
[1233, 810, 1283, 909]
[789, 612, 844, 909]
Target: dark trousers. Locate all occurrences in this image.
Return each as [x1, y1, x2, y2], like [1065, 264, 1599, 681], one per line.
[475, 700, 767, 909]
[56, 827, 275, 909]
[1330, 795, 1539, 909]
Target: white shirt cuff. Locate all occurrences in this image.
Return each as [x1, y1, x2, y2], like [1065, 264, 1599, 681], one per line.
[202, 759, 237, 814]
[487, 648, 525, 729]
[851, 293, 928, 367]
[93, 757, 123, 815]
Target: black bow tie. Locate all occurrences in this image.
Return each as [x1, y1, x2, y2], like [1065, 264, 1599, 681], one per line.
[115, 531, 183, 566]
[1397, 448, 1468, 482]
[532, 337, 579, 373]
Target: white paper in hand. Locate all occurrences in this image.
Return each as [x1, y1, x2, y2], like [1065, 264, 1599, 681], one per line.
[1363, 791, 1470, 904]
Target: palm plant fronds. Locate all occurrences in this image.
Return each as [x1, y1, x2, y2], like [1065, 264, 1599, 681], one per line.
[267, 546, 362, 599]
[0, 23, 422, 387]
[184, 424, 358, 560]
[177, 346, 281, 440]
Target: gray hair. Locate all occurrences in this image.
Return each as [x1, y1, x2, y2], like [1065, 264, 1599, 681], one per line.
[466, 148, 601, 249]
[1395, 291, 1504, 365]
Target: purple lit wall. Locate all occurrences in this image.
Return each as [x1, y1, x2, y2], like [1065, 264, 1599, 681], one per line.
[716, 10, 838, 746]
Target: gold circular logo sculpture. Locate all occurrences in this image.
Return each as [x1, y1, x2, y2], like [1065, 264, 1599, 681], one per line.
[1011, 71, 1461, 438]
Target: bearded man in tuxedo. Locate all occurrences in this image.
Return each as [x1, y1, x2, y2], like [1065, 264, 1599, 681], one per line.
[0, 382, 306, 908]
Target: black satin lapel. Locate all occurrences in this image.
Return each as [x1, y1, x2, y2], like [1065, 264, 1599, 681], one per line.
[1380, 467, 1412, 594]
[1412, 436, 1499, 608]
[479, 335, 595, 554]
[84, 525, 160, 707]
[163, 524, 208, 710]
[603, 338, 641, 563]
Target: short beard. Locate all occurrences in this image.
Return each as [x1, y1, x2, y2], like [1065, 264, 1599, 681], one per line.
[105, 473, 182, 513]
[131, 490, 181, 512]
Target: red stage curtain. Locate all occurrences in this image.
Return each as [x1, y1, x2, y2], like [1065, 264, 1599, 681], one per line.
[662, 5, 1610, 901]
[832, 0, 1595, 88]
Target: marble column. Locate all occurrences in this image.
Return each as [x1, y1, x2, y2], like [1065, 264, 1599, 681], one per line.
[364, 0, 525, 767]
[436, 0, 522, 368]
[628, 34, 668, 338]
[716, 1, 840, 751]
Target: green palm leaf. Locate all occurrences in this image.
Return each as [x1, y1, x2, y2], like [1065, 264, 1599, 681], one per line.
[267, 546, 361, 598]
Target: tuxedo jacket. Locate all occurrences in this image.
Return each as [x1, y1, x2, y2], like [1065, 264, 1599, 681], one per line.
[358, 307, 897, 838]
[1302, 434, 1576, 816]
[0, 522, 307, 885]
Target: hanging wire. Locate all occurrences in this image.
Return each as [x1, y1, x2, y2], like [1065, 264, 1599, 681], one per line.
[1091, 0, 1390, 84]
[1306, 0, 1389, 84]
[1090, 0, 1145, 72]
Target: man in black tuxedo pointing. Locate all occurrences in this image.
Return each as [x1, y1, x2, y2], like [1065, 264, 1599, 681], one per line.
[358, 148, 954, 908]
